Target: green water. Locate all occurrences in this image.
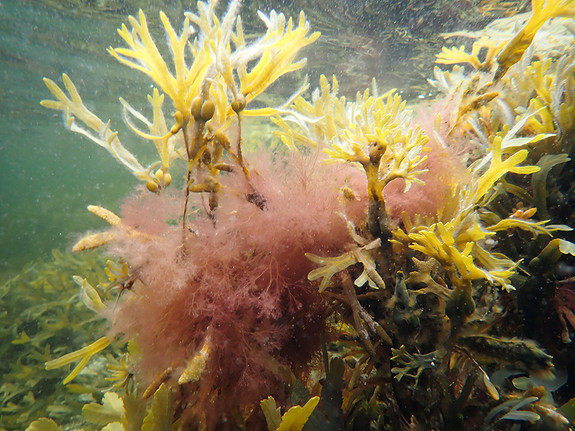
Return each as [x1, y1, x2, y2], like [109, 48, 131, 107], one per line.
[0, 0, 137, 275]
[0, 0, 483, 276]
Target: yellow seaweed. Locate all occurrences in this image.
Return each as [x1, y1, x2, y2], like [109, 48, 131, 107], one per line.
[178, 336, 211, 384]
[472, 136, 539, 204]
[261, 396, 319, 431]
[306, 238, 384, 292]
[72, 232, 116, 252]
[72, 205, 153, 252]
[239, 11, 320, 104]
[41, 75, 153, 182]
[436, 45, 484, 69]
[45, 336, 112, 384]
[108, 9, 210, 121]
[73, 275, 107, 313]
[493, 0, 575, 81]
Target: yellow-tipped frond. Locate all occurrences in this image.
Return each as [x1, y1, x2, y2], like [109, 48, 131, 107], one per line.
[436, 45, 484, 69]
[239, 11, 319, 103]
[41, 75, 153, 181]
[45, 336, 111, 384]
[494, 0, 575, 80]
[472, 136, 539, 203]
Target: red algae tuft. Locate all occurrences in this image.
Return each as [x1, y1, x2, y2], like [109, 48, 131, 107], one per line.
[109, 150, 365, 424]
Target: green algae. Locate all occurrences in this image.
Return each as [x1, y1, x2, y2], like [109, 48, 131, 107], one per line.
[0, 249, 112, 429]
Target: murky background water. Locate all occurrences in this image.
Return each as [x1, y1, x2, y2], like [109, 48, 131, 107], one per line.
[0, 0, 510, 278]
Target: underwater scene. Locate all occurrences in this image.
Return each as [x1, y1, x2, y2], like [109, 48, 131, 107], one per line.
[1, 0, 575, 429]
